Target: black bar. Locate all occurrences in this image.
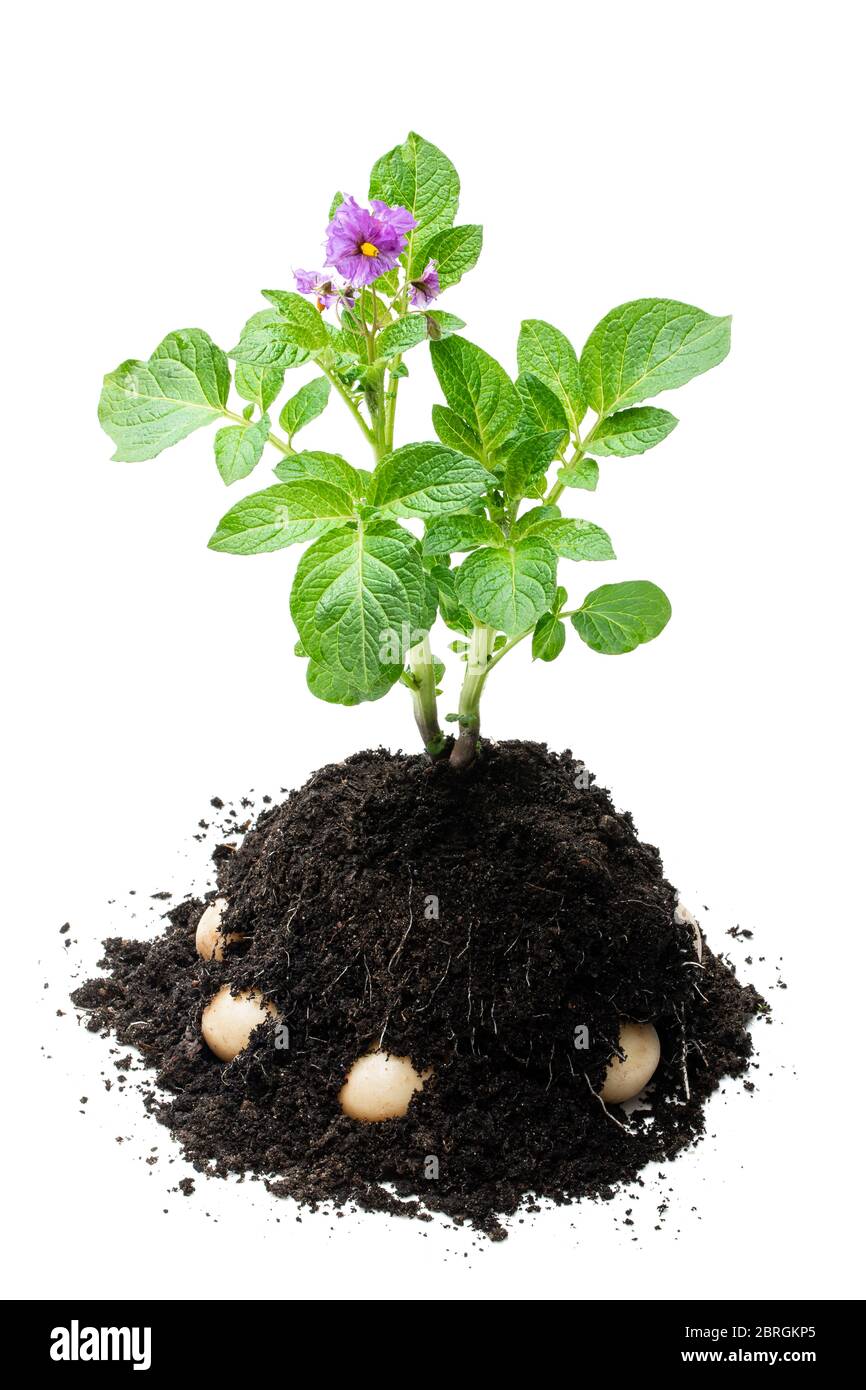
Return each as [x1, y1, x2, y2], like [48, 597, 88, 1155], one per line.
[2, 1299, 857, 1371]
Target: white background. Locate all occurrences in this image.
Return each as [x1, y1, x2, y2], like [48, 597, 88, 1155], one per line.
[3, 0, 864, 1301]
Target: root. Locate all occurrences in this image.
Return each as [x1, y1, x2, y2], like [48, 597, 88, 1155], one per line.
[387, 880, 414, 974]
[416, 954, 452, 1013]
[583, 1073, 631, 1134]
[675, 1007, 691, 1102]
[454, 924, 473, 961]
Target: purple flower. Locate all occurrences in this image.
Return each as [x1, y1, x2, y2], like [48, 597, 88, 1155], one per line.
[293, 269, 355, 312]
[370, 200, 416, 238]
[294, 268, 325, 296]
[325, 196, 416, 287]
[409, 260, 440, 308]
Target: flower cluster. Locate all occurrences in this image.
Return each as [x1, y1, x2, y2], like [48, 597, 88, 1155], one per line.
[294, 195, 441, 312]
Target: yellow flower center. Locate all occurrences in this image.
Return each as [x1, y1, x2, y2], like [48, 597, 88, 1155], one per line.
[360, 241, 379, 258]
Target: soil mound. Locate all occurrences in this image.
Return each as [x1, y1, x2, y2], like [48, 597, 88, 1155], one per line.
[73, 741, 763, 1238]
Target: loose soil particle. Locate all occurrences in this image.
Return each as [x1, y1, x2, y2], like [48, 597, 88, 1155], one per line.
[72, 742, 764, 1239]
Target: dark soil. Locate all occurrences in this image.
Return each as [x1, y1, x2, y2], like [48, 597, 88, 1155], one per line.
[72, 741, 764, 1239]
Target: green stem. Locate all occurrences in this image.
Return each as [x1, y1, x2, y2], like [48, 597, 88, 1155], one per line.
[375, 394, 387, 458]
[222, 409, 294, 457]
[383, 262, 414, 453]
[384, 358, 402, 451]
[485, 625, 531, 673]
[358, 289, 390, 462]
[460, 605, 583, 689]
[449, 624, 495, 770]
[407, 635, 447, 759]
[449, 607, 581, 768]
[482, 607, 582, 678]
[545, 418, 601, 505]
[368, 366, 387, 460]
[317, 364, 375, 447]
[546, 478, 567, 505]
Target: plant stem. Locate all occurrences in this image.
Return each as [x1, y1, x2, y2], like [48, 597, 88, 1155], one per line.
[545, 418, 601, 504]
[358, 289, 391, 462]
[382, 260, 416, 454]
[384, 358, 401, 451]
[365, 269, 441, 755]
[372, 375, 387, 459]
[317, 364, 375, 446]
[222, 409, 294, 457]
[447, 607, 584, 768]
[546, 477, 567, 505]
[449, 623, 495, 770]
[407, 635, 447, 759]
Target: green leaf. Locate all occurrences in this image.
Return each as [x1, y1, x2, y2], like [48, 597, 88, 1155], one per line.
[558, 457, 599, 491]
[273, 449, 366, 499]
[330, 314, 366, 363]
[516, 372, 569, 435]
[279, 377, 331, 441]
[526, 517, 615, 562]
[512, 504, 561, 540]
[517, 321, 585, 434]
[502, 429, 566, 499]
[430, 336, 522, 465]
[260, 290, 329, 349]
[532, 612, 566, 662]
[423, 310, 465, 341]
[571, 580, 672, 654]
[431, 404, 484, 460]
[369, 442, 493, 519]
[414, 224, 482, 288]
[213, 413, 271, 486]
[580, 299, 731, 415]
[98, 328, 229, 462]
[230, 299, 324, 371]
[207, 481, 355, 555]
[430, 563, 473, 635]
[234, 362, 284, 413]
[328, 191, 344, 220]
[455, 538, 558, 635]
[587, 406, 678, 457]
[307, 658, 393, 706]
[369, 132, 460, 271]
[377, 314, 428, 358]
[229, 308, 315, 371]
[422, 515, 504, 556]
[290, 519, 430, 696]
[377, 311, 465, 359]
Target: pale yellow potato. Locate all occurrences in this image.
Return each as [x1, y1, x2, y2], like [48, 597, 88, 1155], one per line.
[674, 898, 703, 960]
[201, 985, 280, 1061]
[195, 898, 243, 961]
[600, 1021, 661, 1104]
[339, 1050, 430, 1122]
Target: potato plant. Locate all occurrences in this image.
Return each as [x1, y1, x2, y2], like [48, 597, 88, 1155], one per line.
[98, 132, 730, 769]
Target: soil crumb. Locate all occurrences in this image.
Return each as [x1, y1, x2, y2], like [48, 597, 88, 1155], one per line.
[72, 742, 764, 1238]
